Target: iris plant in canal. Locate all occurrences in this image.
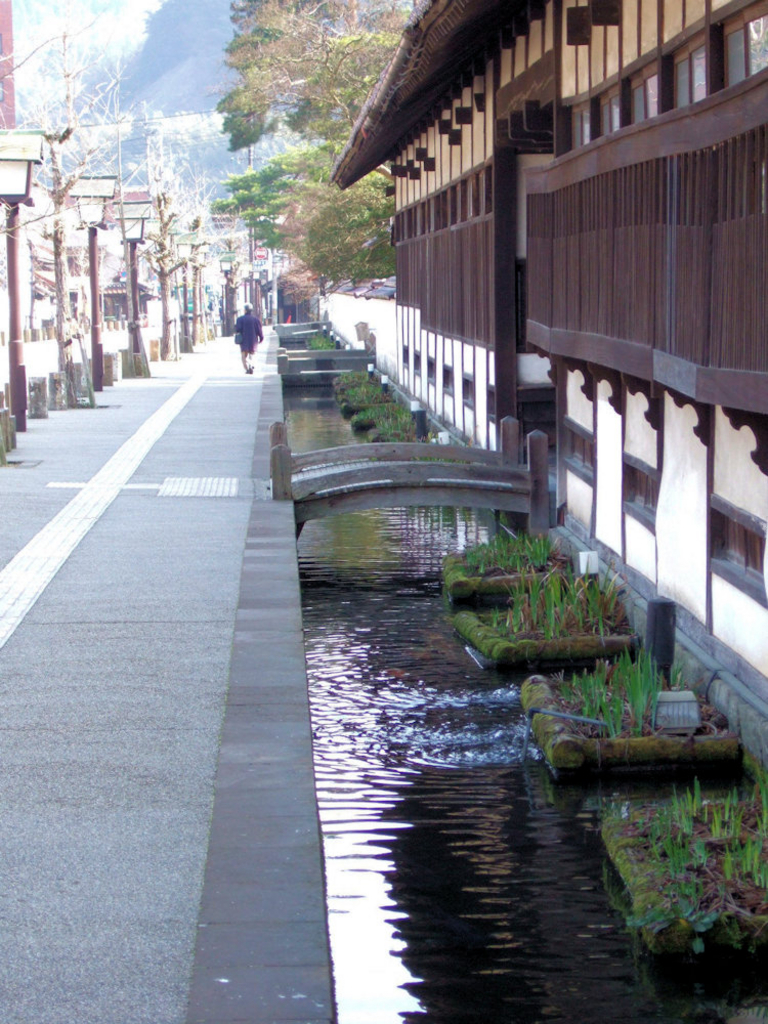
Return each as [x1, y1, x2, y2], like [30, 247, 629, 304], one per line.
[604, 773, 768, 953]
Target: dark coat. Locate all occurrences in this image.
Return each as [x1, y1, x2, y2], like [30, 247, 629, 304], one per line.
[235, 312, 264, 351]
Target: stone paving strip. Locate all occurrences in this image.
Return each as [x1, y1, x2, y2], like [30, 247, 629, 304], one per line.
[0, 370, 208, 650]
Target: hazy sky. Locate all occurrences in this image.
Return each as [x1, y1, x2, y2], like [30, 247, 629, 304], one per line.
[14, 0, 165, 62]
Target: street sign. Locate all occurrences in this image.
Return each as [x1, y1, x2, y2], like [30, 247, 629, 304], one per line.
[254, 247, 268, 261]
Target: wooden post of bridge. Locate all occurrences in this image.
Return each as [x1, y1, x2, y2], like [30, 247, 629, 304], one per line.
[499, 415, 520, 464]
[527, 429, 550, 535]
[269, 421, 288, 448]
[270, 445, 292, 500]
[269, 421, 292, 500]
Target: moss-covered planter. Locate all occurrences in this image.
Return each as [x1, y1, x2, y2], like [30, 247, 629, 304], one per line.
[521, 675, 741, 774]
[602, 815, 768, 955]
[452, 608, 637, 669]
[443, 555, 551, 602]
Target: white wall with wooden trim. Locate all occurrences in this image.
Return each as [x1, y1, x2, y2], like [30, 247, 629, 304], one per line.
[624, 390, 657, 467]
[712, 575, 768, 676]
[327, 294, 397, 376]
[713, 409, 768, 521]
[625, 515, 657, 582]
[594, 381, 623, 555]
[654, 397, 708, 621]
[567, 471, 593, 530]
[566, 367, 593, 430]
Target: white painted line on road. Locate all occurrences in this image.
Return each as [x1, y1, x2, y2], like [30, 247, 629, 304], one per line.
[46, 482, 162, 491]
[0, 371, 209, 650]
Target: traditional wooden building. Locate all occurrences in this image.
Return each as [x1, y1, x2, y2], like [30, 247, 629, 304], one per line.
[334, 0, 768, 691]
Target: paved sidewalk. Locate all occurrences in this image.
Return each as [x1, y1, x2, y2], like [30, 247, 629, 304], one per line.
[0, 336, 334, 1024]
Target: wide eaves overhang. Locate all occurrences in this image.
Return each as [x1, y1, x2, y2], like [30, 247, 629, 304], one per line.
[332, 0, 519, 189]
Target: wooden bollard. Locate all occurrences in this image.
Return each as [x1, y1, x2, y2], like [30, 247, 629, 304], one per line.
[121, 350, 135, 379]
[527, 429, 550, 536]
[28, 377, 48, 418]
[103, 352, 115, 387]
[270, 443, 292, 500]
[47, 372, 67, 410]
[0, 407, 10, 453]
[269, 421, 288, 448]
[500, 415, 520, 464]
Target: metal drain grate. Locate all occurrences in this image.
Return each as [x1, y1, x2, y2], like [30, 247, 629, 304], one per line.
[158, 477, 239, 497]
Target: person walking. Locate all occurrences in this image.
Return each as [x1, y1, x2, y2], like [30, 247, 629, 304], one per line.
[234, 304, 264, 374]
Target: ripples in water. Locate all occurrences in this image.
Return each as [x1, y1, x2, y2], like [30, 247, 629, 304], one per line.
[288, 395, 768, 1024]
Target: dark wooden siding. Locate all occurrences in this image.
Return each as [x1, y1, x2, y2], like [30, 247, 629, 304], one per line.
[528, 121, 768, 374]
[395, 172, 494, 347]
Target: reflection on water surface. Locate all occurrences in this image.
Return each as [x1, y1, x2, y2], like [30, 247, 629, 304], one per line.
[287, 392, 768, 1024]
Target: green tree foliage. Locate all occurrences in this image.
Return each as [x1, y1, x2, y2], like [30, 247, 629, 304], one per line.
[216, 0, 406, 283]
[219, 0, 406, 154]
[214, 147, 395, 282]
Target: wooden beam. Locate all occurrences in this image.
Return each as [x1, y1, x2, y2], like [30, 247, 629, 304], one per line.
[494, 149, 518, 423]
[290, 441, 508, 473]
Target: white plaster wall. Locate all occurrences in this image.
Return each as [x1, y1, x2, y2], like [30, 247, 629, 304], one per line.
[567, 471, 593, 531]
[518, 351, 551, 385]
[655, 396, 708, 621]
[595, 380, 623, 556]
[566, 368, 593, 431]
[714, 407, 768, 522]
[625, 515, 657, 583]
[624, 390, 657, 467]
[327, 293, 397, 375]
[712, 575, 768, 676]
[475, 354, 488, 448]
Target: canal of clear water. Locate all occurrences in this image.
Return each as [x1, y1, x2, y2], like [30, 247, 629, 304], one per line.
[285, 390, 768, 1024]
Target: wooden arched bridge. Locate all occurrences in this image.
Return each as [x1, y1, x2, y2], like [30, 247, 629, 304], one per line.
[269, 417, 550, 536]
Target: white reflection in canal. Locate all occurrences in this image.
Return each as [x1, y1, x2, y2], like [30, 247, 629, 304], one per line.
[320, 800, 424, 1023]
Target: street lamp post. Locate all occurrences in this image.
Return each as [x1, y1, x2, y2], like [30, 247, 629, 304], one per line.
[0, 130, 43, 433]
[175, 236, 192, 353]
[192, 242, 208, 347]
[71, 176, 117, 392]
[121, 200, 152, 368]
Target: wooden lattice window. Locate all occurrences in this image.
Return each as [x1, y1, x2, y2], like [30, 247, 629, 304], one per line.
[623, 455, 659, 532]
[564, 416, 594, 484]
[711, 495, 767, 607]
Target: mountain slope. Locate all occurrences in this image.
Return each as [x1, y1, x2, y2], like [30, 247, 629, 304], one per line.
[121, 0, 234, 115]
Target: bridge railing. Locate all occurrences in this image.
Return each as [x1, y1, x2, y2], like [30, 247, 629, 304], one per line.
[269, 416, 550, 534]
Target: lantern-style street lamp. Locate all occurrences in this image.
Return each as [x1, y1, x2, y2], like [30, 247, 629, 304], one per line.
[0, 129, 43, 433]
[70, 175, 116, 392]
[121, 199, 153, 362]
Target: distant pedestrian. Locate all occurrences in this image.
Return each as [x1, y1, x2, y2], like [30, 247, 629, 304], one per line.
[234, 304, 264, 374]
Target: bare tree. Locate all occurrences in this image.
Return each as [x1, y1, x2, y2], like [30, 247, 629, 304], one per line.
[21, 25, 120, 405]
[141, 190, 185, 361]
